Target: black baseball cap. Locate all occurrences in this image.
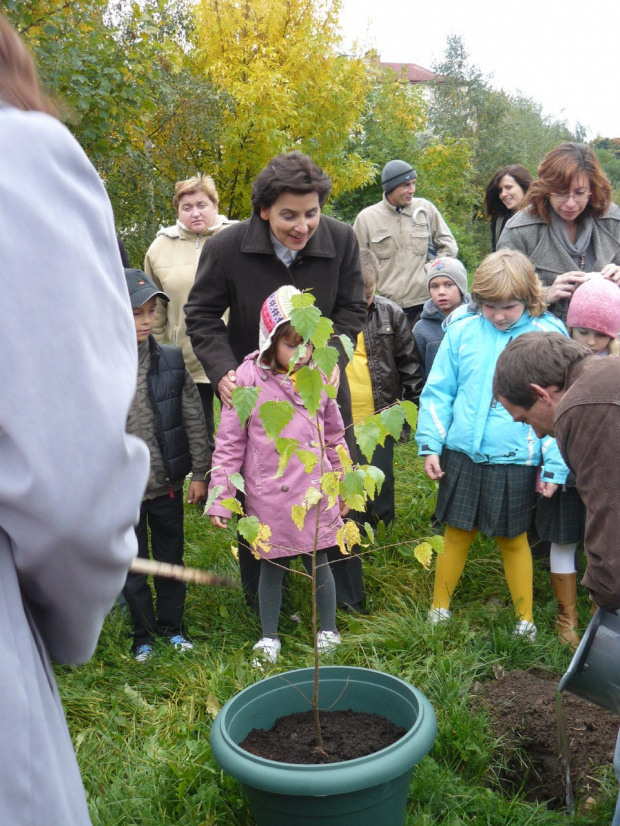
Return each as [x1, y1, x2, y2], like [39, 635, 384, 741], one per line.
[124, 268, 169, 308]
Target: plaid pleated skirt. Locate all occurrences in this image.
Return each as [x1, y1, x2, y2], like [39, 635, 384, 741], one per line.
[535, 485, 586, 545]
[435, 448, 537, 538]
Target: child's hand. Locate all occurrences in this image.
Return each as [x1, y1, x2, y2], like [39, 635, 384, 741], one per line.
[328, 363, 341, 390]
[424, 454, 444, 481]
[539, 481, 559, 499]
[210, 515, 229, 529]
[339, 501, 350, 518]
[187, 480, 207, 504]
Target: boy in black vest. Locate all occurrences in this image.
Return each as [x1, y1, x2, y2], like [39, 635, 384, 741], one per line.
[123, 269, 210, 661]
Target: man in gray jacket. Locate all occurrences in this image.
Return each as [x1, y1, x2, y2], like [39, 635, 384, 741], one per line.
[353, 159, 458, 326]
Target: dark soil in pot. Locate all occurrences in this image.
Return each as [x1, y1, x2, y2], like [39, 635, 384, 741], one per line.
[473, 668, 619, 809]
[240, 709, 407, 764]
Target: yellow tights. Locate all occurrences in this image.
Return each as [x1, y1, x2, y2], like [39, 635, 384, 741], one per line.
[432, 525, 533, 622]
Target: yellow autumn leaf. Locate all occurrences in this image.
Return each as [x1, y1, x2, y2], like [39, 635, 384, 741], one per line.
[302, 485, 322, 508]
[251, 523, 272, 556]
[336, 520, 361, 556]
[414, 542, 434, 569]
[230, 544, 239, 560]
[320, 471, 341, 509]
[336, 444, 354, 475]
[291, 504, 307, 531]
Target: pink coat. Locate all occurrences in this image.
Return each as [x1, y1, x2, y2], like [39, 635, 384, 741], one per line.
[208, 352, 349, 558]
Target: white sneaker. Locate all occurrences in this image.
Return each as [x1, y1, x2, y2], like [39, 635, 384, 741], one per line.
[317, 630, 341, 653]
[513, 620, 537, 641]
[169, 634, 193, 652]
[252, 637, 281, 668]
[428, 607, 451, 624]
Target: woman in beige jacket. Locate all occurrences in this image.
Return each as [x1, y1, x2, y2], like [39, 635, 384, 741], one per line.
[145, 175, 235, 453]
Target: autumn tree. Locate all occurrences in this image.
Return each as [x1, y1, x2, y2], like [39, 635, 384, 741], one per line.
[191, 0, 374, 217]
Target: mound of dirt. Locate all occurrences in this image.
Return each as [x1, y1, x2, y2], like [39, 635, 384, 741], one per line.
[473, 668, 619, 809]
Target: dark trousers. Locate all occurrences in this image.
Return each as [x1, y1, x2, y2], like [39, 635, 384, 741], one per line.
[123, 492, 186, 650]
[355, 437, 395, 528]
[197, 382, 216, 462]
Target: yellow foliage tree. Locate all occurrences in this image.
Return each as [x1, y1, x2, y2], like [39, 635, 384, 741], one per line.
[192, 0, 374, 216]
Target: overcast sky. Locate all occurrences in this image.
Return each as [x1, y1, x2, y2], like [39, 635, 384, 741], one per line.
[338, 0, 619, 140]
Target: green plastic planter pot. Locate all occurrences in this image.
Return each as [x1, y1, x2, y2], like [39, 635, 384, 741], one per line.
[210, 666, 437, 825]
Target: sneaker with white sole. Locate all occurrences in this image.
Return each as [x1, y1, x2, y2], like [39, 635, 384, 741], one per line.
[169, 634, 193, 652]
[513, 620, 537, 641]
[317, 630, 341, 653]
[428, 607, 451, 624]
[252, 637, 281, 668]
[134, 643, 154, 662]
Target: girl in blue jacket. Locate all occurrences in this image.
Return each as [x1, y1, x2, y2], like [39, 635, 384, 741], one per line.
[416, 250, 568, 638]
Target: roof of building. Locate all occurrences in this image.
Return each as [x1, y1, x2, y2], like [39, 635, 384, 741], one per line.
[379, 62, 438, 83]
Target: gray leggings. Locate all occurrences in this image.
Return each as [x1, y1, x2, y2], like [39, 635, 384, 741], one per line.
[259, 550, 337, 638]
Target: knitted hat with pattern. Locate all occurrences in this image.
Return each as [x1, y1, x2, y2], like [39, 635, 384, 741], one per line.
[258, 285, 303, 358]
[567, 275, 620, 338]
[427, 257, 468, 297]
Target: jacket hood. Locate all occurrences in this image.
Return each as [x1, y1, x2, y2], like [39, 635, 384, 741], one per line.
[420, 294, 471, 323]
[156, 215, 233, 240]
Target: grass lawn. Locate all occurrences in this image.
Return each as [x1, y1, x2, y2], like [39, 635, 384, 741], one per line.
[55, 438, 615, 824]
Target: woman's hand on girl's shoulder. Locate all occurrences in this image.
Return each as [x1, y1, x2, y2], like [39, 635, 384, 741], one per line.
[424, 454, 444, 481]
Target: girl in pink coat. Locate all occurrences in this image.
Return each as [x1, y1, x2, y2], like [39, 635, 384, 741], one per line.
[208, 286, 349, 666]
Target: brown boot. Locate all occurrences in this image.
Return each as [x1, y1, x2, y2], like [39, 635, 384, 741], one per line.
[550, 572, 580, 648]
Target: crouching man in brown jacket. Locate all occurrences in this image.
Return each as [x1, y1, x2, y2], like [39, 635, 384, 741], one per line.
[493, 330, 620, 826]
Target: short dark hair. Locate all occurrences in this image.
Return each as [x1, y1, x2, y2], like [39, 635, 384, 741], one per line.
[493, 332, 590, 408]
[251, 151, 332, 215]
[484, 165, 533, 220]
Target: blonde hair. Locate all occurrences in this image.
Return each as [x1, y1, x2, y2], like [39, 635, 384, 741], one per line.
[569, 327, 620, 356]
[471, 250, 546, 318]
[172, 175, 219, 212]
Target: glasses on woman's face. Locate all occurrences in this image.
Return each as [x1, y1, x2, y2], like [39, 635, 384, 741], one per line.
[550, 189, 591, 203]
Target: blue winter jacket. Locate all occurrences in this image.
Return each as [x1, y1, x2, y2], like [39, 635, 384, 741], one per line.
[415, 307, 569, 481]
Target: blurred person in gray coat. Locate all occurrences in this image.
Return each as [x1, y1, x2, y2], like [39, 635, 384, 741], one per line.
[0, 16, 149, 825]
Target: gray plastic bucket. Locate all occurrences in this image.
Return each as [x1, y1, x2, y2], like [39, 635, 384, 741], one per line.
[558, 607, 620, 714]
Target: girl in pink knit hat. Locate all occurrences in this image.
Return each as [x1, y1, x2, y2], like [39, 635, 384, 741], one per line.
[207, 285, 349, 667]
[566, 274, 620, 355]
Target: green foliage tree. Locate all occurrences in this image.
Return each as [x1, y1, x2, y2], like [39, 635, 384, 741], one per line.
[191, 0, 374, 217]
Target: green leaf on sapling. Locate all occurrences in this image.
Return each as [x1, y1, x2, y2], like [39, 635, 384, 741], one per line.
[232, 385, 260, 427]
[324, 383, 337, 398]
[295, 365, 323, 417]
[363, 522, 375, 543]
[340, 469, 366, 511]
[294, 449, 319, 474]
[259, 400, 295, 440]
[228, 473, 245, 493]
[202, 485, 223, 515]
[221, 497, 243, 515]
[354, 418, 388, 461]
[302, 486, 323, 507]
[289, 304, 321, 341]
[309, 316, 334, 349]
[399, 399, 418, 429]
[426, 534, 445, 553]
[361, 464, 385, 499]
[237, 515, 260, 545]
[312, 344, 339, 380]
[380, 404, 406, 440]
[338, 333, 354, 362]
